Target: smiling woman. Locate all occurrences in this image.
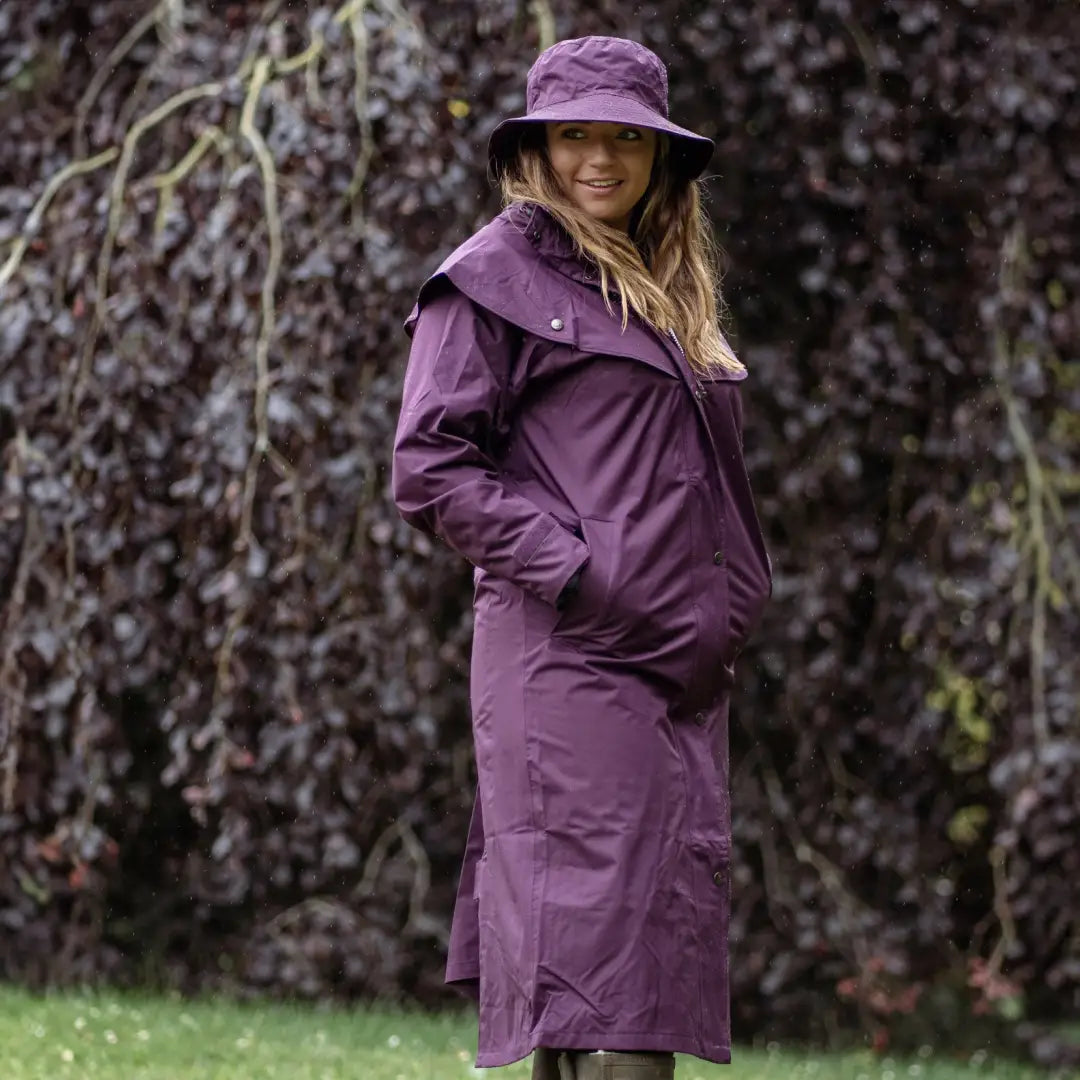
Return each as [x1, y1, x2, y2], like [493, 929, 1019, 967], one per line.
[393, 34, 772, 1080]
[545, 122, 658, 232]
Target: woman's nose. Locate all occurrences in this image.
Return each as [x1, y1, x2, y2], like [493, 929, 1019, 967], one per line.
[585, 137, 618, 164]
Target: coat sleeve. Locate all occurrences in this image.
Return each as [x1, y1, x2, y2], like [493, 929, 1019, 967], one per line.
[392, 283, 590, 608]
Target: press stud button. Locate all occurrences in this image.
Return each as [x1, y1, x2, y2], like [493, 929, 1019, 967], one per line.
[694, 712, 706, 726]
[713, 869, 726, 887]
[550, 318, 564, 331]
[713, 551, 725, 565]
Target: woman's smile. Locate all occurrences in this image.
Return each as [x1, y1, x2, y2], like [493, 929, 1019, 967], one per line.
[579, 178, 623, 192]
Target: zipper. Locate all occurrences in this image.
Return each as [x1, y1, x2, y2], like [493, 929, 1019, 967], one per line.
[670, 328, 707, 401]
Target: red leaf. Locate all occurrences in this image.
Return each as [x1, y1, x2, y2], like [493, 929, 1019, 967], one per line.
[36, 838, 64, 864]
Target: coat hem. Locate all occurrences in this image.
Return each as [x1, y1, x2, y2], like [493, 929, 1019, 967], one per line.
[445, 964, 479, 983]
[475, 1030, 731, 1069]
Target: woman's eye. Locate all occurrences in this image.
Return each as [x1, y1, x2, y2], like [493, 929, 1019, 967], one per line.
[557, 126, 642, 141]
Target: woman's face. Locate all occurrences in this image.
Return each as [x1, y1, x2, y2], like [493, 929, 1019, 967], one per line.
[544, 121, 657, 232]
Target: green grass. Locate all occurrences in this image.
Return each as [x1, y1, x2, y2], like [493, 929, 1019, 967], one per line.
[0, 985, 1051, 1080]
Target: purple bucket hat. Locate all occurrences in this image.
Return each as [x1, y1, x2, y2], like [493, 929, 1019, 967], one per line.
[488, 36, 714, 180]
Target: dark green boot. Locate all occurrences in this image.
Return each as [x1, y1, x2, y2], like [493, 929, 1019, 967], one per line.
[534, 1050, 676, 1080]
[530, 1047, 565, 1080]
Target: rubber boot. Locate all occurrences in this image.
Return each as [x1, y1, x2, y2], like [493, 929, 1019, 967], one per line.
[562, 1050, 676, 1080]
[530, 1047, 565, 1080]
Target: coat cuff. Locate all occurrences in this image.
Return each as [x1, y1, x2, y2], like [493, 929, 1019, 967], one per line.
[512, 516, 590, 608]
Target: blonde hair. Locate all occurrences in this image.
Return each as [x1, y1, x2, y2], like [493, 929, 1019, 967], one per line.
[498, 128, 744, 377]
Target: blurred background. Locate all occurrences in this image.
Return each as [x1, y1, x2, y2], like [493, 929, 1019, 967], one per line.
[0, 0, 1077, 1070]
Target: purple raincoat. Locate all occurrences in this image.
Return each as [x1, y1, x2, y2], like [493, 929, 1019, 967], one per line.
[392, 201, 772, 1067]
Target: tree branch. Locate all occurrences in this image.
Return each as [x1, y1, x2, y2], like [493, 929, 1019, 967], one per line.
[61, 80, 227, 419]
[73, 1, 166, 160]
[0, 149, 119, 291]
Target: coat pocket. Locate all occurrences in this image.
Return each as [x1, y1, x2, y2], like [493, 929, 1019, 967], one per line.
[551, 515, 615, 640]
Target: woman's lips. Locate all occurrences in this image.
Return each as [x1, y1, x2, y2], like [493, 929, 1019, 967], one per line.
[578, 179, 623, 196]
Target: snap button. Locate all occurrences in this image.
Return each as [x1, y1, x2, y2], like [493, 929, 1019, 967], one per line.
[550, 318, 564, 331]
[713, 869, 726, 887]
[713, 550, 725, 565]
[694, 712, 706, 726]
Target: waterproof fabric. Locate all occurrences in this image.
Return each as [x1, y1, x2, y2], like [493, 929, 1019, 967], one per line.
[392, 202, 772, 1068]
[488, 36, 714, 179]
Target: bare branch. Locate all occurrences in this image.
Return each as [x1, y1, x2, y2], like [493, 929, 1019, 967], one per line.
[988, 222, 1077, 749]
[340, 0, 375, 214]
[760, 755, 873, 972]
[839, 13, 881, 96]
[353, 820, 449, 946]
[62, 80, 227, 419]
[73, 2, 166, 160]
[0, 489, 45, 811]
[986, 844, 1018, 974]
[0, 149, 119, 291]
[530, 0, 556, 51]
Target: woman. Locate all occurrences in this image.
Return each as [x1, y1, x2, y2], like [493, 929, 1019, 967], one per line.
[392, 35, 772, 1080]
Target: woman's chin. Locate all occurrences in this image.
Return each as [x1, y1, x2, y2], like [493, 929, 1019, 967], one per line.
[573, 202, 631, 229]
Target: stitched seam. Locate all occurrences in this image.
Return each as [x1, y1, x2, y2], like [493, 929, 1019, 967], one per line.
[535, 89, 666, 114]
[521, 587, 547, 1033]
[526, 1025, 730, 1042]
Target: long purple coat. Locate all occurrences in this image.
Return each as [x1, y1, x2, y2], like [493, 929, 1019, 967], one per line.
[392, 202, 772, 1067]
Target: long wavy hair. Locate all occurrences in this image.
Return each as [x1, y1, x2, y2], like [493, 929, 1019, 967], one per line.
[498, 126, 743, 377]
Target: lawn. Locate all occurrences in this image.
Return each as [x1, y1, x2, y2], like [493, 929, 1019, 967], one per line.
[0, 985, 1053, 1080]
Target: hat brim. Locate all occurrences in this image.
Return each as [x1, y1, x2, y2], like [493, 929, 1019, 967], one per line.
[487, 92, 714, 181]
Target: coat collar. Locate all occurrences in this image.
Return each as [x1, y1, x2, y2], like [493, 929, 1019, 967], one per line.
[505, 201, 602, 289]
